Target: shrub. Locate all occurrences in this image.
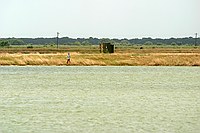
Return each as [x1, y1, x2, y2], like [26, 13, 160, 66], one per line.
[0, 41, 10, 47]
[27, 45, 33, 48]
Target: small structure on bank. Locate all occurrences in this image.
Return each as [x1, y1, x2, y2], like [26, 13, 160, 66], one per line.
[99, 43, 114, 53]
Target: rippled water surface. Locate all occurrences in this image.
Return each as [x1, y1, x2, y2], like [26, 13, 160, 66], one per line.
[0, 66, 200, 133]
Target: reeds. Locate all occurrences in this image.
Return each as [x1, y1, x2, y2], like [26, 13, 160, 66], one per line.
[1, 52, 200, 66]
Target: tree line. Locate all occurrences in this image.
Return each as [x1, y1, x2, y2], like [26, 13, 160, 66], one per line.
[0, 37, 199, 47]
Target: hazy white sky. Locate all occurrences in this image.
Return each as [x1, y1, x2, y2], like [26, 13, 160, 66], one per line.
[0, 0, 199, 38]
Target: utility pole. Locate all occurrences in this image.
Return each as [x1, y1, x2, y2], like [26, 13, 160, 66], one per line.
[195, 33, 198, 46]
[57, 32, 59, 48]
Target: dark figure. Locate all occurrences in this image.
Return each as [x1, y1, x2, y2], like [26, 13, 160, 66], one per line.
[67, 53, 71, 64]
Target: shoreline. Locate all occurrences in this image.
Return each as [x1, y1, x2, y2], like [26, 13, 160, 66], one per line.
[1, 52, 200, 66]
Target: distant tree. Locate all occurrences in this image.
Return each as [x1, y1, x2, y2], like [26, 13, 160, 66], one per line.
[171, 42, 177, 45]
[0, 40, 10, 47]
[120, 40, 130, 45]
[88, 37, 99, 45]
[144, 41, 153, 45]
[177, 41, 182, 45]
[1, 37, 199, 46]
[9, 39, 25, 45]
[100, 38, 111, 44]
[157, 42, 164, 45]
[82, 40, 91, 45]
[74, 41, 81, 45]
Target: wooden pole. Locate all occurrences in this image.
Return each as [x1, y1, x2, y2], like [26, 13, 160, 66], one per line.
[57, 32, 59, 48]
[195, 33, 198, 46]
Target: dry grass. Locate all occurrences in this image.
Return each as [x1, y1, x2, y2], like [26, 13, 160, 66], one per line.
[0, 52, 200, 66]
[0, 47, 200, 66]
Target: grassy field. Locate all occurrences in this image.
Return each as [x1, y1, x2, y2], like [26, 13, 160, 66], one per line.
[0, 46, 200, 66]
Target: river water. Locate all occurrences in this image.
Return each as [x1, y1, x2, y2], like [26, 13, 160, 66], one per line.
[0, 66, 200, 133]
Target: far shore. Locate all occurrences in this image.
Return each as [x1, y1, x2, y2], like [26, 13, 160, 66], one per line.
[1, 53, 200, 66]
[1, 46, 200, 66]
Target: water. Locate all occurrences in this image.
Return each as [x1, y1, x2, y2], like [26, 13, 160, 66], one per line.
[0, 66, 200, 133]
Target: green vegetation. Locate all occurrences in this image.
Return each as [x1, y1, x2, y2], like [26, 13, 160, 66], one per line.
[0, 37, 199, 46]
[0, 39, 25, 46]
[0, 40, 10, 47]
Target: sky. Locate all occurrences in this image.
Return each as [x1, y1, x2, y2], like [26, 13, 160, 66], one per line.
[0, 0, 199, 39]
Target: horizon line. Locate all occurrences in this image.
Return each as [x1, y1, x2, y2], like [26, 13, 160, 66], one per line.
[0, 35, 198, 40]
